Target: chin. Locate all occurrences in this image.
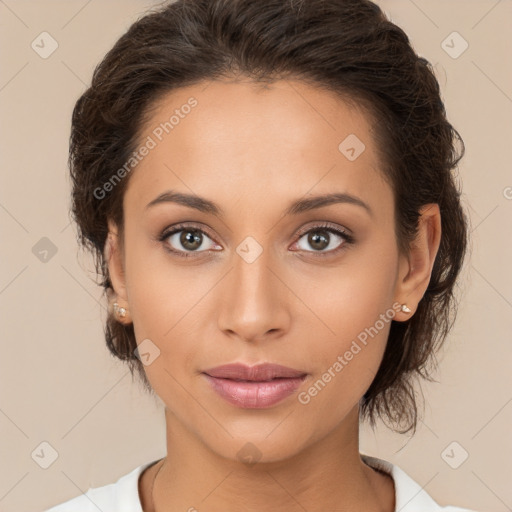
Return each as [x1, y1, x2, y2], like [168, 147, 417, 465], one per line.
[202, 426, 314, 466]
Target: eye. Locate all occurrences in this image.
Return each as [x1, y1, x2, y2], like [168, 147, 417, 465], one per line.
[292, 222, 354, 256]
[158, 223, 220, 258]
[158, 221, 354, 259]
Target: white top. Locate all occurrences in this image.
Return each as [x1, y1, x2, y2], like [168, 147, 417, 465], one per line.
[44, 454, 478, 512]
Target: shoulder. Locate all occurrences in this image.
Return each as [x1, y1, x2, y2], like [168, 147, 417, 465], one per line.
[43, 460, 157, 512]
[361, 454, 479, 512]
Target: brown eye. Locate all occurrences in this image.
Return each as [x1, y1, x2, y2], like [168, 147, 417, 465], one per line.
[306, 230, 330, 251]
[159, 224, 219, 258]
[294, 223, 354, 256]
[178, 229, 203, 251]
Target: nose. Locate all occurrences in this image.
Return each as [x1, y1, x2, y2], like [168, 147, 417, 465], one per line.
[216, 245, 291, 344]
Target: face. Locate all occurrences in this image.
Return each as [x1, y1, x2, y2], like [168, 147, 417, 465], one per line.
[107, 78, 414, 462]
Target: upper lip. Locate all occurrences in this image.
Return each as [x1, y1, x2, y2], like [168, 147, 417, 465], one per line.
[203, 363, 307, 381]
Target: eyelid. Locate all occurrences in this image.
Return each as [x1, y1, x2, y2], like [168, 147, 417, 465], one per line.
[294, 220, 352, 239]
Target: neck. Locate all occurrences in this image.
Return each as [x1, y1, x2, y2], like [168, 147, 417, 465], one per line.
[141, 404, 395, 512]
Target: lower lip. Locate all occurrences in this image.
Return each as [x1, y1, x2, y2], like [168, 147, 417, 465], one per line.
[203, 374, 306, 408]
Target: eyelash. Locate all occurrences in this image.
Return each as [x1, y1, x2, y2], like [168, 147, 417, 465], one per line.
[157, 222, 355, 259]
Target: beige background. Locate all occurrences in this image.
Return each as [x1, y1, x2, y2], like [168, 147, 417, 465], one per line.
[0, 1, 511, 511]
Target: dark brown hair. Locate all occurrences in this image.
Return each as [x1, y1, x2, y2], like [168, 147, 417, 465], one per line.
[69, 0, 469, 434]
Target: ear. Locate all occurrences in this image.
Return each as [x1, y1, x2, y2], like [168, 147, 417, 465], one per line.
[394, 203, 442, 321]
[105, 219, 130, 318]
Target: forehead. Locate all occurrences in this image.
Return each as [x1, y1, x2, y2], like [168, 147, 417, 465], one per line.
[124, 78, 391, 219]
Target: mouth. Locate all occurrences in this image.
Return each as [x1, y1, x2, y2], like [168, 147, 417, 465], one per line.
[201, 363, 308, 409]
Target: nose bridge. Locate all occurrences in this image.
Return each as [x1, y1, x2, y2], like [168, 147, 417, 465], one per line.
[217, 238, 288, 340]
[235, 242, 272, 300]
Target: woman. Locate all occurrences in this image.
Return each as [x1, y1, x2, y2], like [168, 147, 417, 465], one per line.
[45, 0, 477, 510]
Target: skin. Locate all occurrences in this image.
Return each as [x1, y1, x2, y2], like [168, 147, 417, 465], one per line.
[105, 78, 441, 512]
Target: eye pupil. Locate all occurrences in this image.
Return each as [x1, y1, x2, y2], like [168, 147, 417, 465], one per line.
[180, 230, 202, 250]
[309, 230, 329, 251]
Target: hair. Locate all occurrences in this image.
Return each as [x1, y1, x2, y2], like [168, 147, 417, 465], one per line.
[69, 0, 469, 434]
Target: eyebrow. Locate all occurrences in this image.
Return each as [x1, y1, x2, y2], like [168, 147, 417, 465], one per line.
[144, 190, 373, 218]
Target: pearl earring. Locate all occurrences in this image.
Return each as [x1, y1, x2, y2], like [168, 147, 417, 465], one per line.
[113, 302, 127, 318]
[401, 304, 411, 313]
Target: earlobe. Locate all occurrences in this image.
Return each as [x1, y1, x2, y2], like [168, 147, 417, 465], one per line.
[394, 203, 442, 321]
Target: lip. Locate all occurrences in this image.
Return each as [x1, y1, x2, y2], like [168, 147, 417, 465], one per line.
[202, 363, 308, 409]
[203, 363, 307, 381]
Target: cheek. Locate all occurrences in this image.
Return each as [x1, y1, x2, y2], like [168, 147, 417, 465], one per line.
[122, 236, 209, 388]
[123, 230, 190, 335]
[293, 243, 398, 347]
[293, 243, 397, 409]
